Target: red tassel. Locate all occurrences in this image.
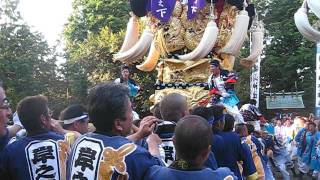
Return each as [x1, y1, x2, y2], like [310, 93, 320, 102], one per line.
[225, 78, 237, 84]
[209, 88, 220, 95]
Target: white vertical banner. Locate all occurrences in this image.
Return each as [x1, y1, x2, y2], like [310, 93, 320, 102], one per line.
[250, 57, 261, 108]
[315, 43, 320, 118]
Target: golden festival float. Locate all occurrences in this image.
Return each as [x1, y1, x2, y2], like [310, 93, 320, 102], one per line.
[114, 0, 264, 119]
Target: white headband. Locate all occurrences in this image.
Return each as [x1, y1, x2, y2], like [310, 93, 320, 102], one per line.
[63, 114, 89, 125]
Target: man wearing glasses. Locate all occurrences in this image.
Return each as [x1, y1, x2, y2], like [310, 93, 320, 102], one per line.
[0, 82, 22, 152]
[0, 95, 68, 179]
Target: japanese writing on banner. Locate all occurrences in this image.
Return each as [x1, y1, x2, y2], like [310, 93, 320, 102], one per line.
[266, 95, 305, 109]
[250, 57, 261, 107]
[159, 139, 176, 166]
[151, 0, 176, 22]
[187, 0, 206, 19]
[70, 137, 103, 180]
[26, 140, 61, 180]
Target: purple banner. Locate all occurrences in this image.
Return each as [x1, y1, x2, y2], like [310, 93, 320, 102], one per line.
[151, 0, 176, 22]
[187, 0, 206, 19]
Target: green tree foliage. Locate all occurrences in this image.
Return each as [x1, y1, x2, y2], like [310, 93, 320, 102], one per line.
[63, 0, 158, 115]
[62, 0, 131, 106]
[63, 0, 129, 107]
[0, 0, 65, 114]
[255, 0, 316, 115]
[62, 28, 123, 104]
[64, 0, 129, 45]
[0, 0, 21, 22]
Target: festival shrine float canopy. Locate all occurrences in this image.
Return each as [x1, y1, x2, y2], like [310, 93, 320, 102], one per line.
[114, 0, 265, 107]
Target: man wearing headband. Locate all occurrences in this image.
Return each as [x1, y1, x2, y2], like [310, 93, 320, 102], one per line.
[208, 60, 231, 99]
[60, 104, 89, 135]
[240, 99, 265, 131]
[207, 59, 244, 124]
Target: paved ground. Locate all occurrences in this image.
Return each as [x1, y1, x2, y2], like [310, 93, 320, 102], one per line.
[271, 162, 314, 180]
[273, 169, 314, 180]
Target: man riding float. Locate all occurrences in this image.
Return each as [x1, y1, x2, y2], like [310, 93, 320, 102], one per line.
[207, 59, 244, 124]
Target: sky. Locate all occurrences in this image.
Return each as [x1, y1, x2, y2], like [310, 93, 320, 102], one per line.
[18, 0, 73, 47]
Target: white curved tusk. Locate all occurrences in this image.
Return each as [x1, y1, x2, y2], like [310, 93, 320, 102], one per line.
[118, 14, 140, 53]
[114, 29, 154, 63]
[178, 20, 218, 61]
[294, 6, 320, 42]
[307, 0, 320, 19]
[218, 10, 250, 55]
[136, 40, 161, 72]
[240, 22, 264, 67]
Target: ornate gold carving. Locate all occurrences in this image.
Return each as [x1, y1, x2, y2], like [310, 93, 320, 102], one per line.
[172, 1, 183, 17]
[152, 87, 209, 107]
[162, 17, 186, 52]
[216, 4, 238, 51]
[158, 59, 210, 83]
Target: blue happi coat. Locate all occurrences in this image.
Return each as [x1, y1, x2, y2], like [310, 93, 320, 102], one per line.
[215, 131, 257, 180]
[302, 131, 316, 166]
[0, 131, 66, 180]
[66, 132, 163, 180]
[295, 127, 307, 158]
[311, 131, 320, 170]
[0, 128, 9, 153]
[144, 165, 237, 180]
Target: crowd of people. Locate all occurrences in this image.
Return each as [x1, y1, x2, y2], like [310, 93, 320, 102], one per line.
[0, 65, 318, 180]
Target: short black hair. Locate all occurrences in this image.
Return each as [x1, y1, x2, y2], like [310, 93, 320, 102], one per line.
[60, 104, 87, 120]
[191, 106, 214, 121]
[249, 99, 257, 105]
[121, 65, 130, 71]
[17, 95, 49, 133]
[210, 59, 220, 67]
[223, 114, 235, 132]
[246, 123, 255, 134]
[160, 93, 187, 122]
[60, 104, 87, 128]
[209, 105, 225, 124]
[88, 82, 130, 133]
[174, 115, 212, 163]
[235, 123, 247, 135]
[308, 121, 316, 128]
